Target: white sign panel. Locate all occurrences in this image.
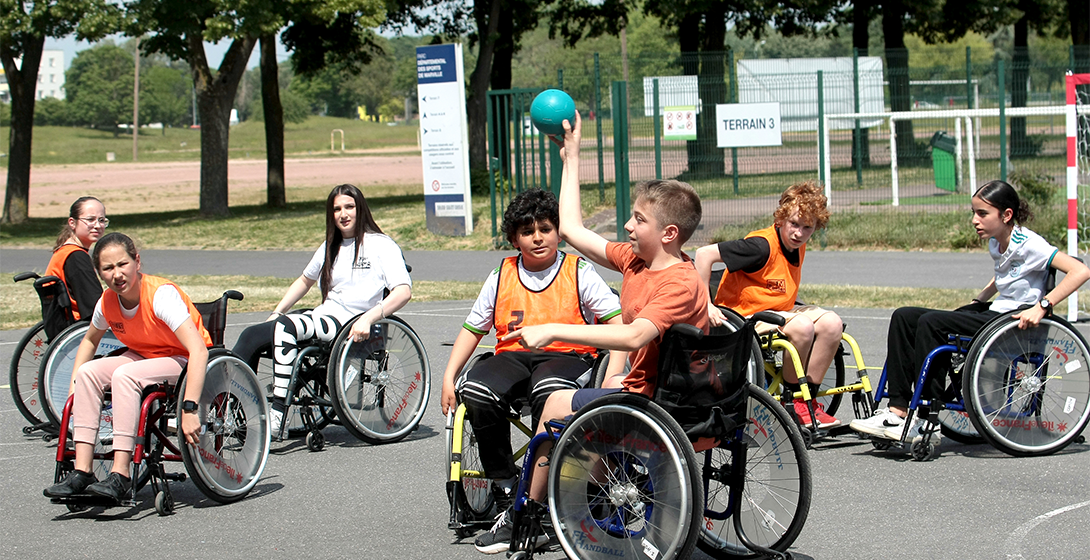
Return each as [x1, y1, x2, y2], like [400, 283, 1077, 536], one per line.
[663, 106, 697, 141]
[641, 76, 700, 117]
[715, 102, 782, 148]
[417, 43, 473, 235]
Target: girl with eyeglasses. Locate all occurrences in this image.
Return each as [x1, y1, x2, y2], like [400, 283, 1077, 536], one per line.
[46, 196, 108, 320]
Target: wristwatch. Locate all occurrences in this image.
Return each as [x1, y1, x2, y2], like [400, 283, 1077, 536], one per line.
[181, 400, 199, 412]
[1039, 298, 1052, 312]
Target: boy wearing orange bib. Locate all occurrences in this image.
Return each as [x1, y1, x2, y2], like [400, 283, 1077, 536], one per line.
[695, 180, 843, 428]
[439, 189, 624, 554]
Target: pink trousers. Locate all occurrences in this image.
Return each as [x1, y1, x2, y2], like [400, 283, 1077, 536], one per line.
[72, 350, 186, 452]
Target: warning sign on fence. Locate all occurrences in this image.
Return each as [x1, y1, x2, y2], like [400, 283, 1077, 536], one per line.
[663, 106, 697, 141]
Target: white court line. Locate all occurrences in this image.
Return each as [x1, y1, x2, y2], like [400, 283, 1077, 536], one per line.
[1005, 499, 1090, 559]
[0, 455, 42, 461]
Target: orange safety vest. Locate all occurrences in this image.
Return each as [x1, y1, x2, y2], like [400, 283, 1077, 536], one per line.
[493, 253, 598, 355]
[713, 225, 803, 316]
[101, 274, 212, 358]
[46, 244, 88, 320]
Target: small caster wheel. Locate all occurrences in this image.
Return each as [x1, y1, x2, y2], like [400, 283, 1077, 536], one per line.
[23, 426, 34, 435]
[1076, 435, 1085, 444]
[155, 490, 174, 516]
[871, 439, 892, 451]
[800, 428, 814, 449]
[306, 430, 325, 452]
[454, 527, 475, 539]
[66, 503, 88, 513]
[509, 552, 529, 560]
[911, 440, 936, 462]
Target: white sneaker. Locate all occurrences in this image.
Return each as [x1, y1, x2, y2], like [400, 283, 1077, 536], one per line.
[884, 418, 942, 444]
[269, 407, 284, 440]
[849, 409, 904, 438]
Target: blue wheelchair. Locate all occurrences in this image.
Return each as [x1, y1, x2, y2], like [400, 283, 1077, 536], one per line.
[870, 307, 1090, 461]
[494, 313, 812, 560]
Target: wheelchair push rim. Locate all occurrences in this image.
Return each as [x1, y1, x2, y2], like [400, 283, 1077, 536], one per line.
[328, 316, 431, 444]
[39, 322, 123, 428]
[964, 316, 1090, 456]
[697, 386, 812, 559]
[548, 392, 702, 560]
[179, 353, 270, 503]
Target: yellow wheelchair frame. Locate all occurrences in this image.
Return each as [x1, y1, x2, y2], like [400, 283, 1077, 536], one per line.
[751, 319, 876, 445]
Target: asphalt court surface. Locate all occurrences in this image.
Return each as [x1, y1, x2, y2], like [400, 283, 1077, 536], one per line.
[2, 248, 1090, 559]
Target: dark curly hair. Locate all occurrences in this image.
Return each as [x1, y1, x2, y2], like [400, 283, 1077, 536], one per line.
[502, 189, 560, 245]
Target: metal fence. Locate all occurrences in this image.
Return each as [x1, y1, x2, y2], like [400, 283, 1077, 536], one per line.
[488, 46, 1090, 249]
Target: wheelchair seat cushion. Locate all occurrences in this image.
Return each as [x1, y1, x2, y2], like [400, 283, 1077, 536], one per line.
[655, 323, 754, 440]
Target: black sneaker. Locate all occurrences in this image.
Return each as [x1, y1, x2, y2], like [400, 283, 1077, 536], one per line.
[474, 507, 548, 554]
[44, 470, 97, 498]
[85, 472, 132, 502]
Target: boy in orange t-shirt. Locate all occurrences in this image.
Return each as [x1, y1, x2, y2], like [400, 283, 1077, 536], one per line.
[499, 111, 708, 515]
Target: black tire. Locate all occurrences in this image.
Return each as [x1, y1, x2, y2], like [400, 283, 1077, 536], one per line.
[179, 352, 270, 504]
[717, 308, 767, 386]
[591, 349, 631, 389]
[963, 315, 1090, 457]
[549, 392, 703, 560]
[816, 345, 847, 416]
[446, 403, 496, 523]
[937, 410, 984, 444]
[328, 315, 431, 444]
[698, 387, 812, 559]
[10, 321, 49, 426]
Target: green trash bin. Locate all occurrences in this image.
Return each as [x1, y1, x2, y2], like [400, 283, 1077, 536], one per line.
[929, 131, 958, 192]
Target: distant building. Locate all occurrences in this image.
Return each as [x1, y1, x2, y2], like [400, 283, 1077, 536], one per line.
[0, 49, 65, 103]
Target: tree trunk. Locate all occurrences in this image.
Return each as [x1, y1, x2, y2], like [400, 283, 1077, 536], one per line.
[691, 7, 727, 179]
[852, 0, 872, 169]
[467, 0, 503, 174]
[0, 35, 44, 225]
[678, 13, 701, 176]
[1010, 19, 1030, 157]
[1069, 0, 1089, 73]
[490, 12, 514, 182]
[261, 35, 286, 208]
[188, 35, 256, 217]
[883, 0, 919, 164]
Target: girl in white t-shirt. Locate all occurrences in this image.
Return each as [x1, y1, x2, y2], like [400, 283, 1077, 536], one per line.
[850, 180, 1090, 442]
[233, 184, 412, 438]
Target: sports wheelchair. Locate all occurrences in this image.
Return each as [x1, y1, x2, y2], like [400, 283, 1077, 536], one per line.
[250, 310, 431, 451]
[48, 290, 271, 515]
[868, 306, 1090, 461]
[479, 313, 812, 560]
[445, 348, 621, 538]
[717, 306, 875, 447]
[9, 272, 99, 436]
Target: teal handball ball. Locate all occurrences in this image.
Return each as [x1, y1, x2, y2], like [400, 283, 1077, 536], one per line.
[530, 89, 576, 136]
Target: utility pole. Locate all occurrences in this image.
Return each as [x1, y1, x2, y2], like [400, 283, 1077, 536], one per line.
[132, 38, 140, 161]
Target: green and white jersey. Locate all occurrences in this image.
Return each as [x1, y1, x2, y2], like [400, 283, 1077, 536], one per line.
[989, 225, 1057, 313]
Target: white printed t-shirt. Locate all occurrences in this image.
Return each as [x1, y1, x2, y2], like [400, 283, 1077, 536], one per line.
[303, 234, 412, 323]
[989, 225, 1058, 313]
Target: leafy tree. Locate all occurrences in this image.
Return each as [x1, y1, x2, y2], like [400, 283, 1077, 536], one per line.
[124, 0, 268, 217]
[1, 0, 119, 224]
[65, 43, 134, 135]
[250, 88, 309, 124]
[34, 96, 70, 125]
[140, 64, 191, 129]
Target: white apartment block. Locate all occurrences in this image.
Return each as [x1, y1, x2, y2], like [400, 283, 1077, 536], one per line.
[0, 49, 65, 102]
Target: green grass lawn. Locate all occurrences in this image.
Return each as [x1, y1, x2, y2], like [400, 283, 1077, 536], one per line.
[0, 116, 420, 165]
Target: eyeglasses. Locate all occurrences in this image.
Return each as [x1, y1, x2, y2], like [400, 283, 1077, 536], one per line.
[79, 216, 110, 227]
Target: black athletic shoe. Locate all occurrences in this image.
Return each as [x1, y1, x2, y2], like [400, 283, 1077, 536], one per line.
[474, 507, 548, 554]
[44, 470, 97, 498]
[85, 472, 132, 502]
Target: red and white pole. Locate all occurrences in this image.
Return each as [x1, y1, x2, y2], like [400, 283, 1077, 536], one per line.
[1065, 73, 1090, 321]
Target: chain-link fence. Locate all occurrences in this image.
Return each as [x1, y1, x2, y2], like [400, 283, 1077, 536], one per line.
[489, 46, 1090, 249]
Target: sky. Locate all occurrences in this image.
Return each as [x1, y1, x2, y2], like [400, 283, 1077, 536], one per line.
[44, 34, 291, 70]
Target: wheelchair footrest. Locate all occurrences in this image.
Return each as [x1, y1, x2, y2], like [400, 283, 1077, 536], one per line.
[50, 493, 136, 509]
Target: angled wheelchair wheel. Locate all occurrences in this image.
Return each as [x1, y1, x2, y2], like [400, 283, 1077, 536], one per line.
[964, 315, 1090, 456]
[10, 321, 49, 427]
[328, 315, 431, 444]
[817, 345, 847, 416]
[698, 387, 812, 559]
[549, 392, 702, 560]
[936, 410, 983, 444]
[38, 322, 124, 428]
[179, 352, 270, 503]
[446, 403, 496, 534]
